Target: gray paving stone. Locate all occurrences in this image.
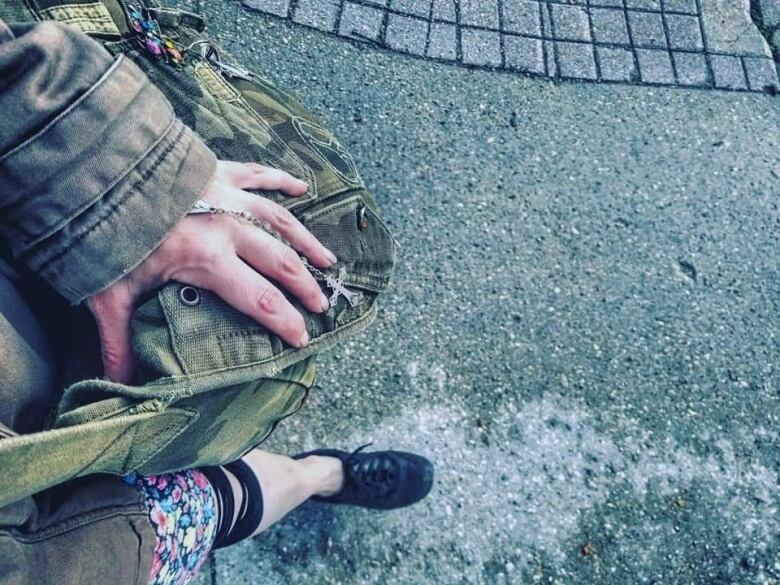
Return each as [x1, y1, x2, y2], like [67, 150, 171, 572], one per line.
[701, 0, 772, 57]
[672, 51, 710, 85]
[550, 4, 591, 41]
[242, 0, 289, 17]
[710, 53, 747, 88]
[590, 8, 631, 45]
[590, 0, 625, 9]
[428, 22, 458, 60]
[742, 57, 780, 92]
[385, 14, 429, 55]
[541, 4, 553, 36]
[636, 48, 675, 82]
[244, 0, 775, 92]
[390, 0, 432, 18]
[339, 2, 385, 41]
[461, 28, 503, 66]
[556, 41, 598, 78]
[597, 46, 638, 80]
[544, 40, 557, 75]
[504, 34, 546, 73]
[663, 0, 698, 13]
[502, 0, 541, 36]
[625, 0, 662, 11]
[666, 14, 704, 50]
[628, 11, 668, 48]
[459, 0, 501, 29]
[292, 0, 339, 31]
[431, 0, 456, 22]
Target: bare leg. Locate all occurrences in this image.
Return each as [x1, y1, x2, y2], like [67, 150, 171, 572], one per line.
[210, 445, 433, 547]
[220, 451, 344, 536]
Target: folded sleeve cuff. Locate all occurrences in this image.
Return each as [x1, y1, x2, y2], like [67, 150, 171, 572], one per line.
[28, 116, 215, 303]
[0, 50, 216, 303]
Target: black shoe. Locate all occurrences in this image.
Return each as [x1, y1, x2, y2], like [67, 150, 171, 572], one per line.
[293, 444, 434, 510]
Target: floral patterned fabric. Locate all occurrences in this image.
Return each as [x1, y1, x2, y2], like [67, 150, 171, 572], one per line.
[124, 470, 218, 585]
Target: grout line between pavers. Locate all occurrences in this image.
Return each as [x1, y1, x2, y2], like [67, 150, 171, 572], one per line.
[659, 0, 680, 82]
[539, 0, 551, 76]
[423, 0, 435, 57]
[547, 2, 562, 79]
[286, 0, 297, 20]
[739, 55, 750, 89]
[454, 0, 463, 64]
[622, 0, 644, 82]
[333, 0, 346, 37]
[498, 0, 508, 68]
[692, 0, 716, 86]
[584, 0, 603, 81]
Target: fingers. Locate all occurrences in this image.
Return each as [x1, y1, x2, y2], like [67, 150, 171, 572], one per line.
[87, 282, 136, 384]
[217, 161, 308, 197]
[202, 256, 311, 348]
[228, 186, 337, 269]
[233, 222, 330, 314]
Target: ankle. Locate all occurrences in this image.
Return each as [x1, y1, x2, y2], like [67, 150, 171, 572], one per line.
[298, 455, 344, 498]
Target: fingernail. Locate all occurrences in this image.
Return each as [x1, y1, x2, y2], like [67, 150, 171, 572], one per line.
[325, 249, 338, 264]
[298, 179, 309, 191]
[298, 331, 310, 348]
[320, 292, 331, 312]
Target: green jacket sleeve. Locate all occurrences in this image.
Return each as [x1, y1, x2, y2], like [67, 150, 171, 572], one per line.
[0, 19, 216, 303]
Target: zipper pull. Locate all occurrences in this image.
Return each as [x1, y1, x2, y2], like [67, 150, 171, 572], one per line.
[211, 57, 253, 80]
[186, 40, 253, 79]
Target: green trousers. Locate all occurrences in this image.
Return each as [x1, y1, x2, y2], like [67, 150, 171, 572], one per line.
[0, 257, 317, 584]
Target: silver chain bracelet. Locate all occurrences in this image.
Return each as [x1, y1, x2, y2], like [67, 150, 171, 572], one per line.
[188, 199, 357, 307]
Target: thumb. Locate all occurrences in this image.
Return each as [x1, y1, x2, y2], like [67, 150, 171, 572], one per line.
[87, 280, 136, 384]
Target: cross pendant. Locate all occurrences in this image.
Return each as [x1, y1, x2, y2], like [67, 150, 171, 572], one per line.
[325, 267, 358, 307]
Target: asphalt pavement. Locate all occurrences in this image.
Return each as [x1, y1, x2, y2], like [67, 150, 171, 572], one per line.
[184, 1, 780, 582]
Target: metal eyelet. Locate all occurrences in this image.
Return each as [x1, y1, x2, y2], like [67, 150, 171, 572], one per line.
[179, 285, 201, 306]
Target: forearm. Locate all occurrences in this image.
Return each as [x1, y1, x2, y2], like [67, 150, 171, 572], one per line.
[0, 19, 215, 303]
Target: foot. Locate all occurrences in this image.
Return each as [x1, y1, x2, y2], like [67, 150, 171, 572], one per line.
[293, 445, 434, 510]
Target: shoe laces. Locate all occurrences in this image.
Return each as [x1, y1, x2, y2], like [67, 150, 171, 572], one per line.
[344, 443, 396, 500]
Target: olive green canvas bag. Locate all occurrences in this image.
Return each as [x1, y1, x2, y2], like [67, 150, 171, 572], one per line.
[0, 0, 396, 508]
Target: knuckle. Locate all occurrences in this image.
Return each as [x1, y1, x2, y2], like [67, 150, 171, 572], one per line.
[256, 286, 285, 314]
[244, 162, 267, 174]
[278, 248, 302, 276]
[271, 208, 295, 231]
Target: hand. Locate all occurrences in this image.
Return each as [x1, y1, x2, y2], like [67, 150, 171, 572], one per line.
[87, 161, 336, 384]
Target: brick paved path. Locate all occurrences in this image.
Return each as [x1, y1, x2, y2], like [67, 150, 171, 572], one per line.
[242, 0, 778, 93]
